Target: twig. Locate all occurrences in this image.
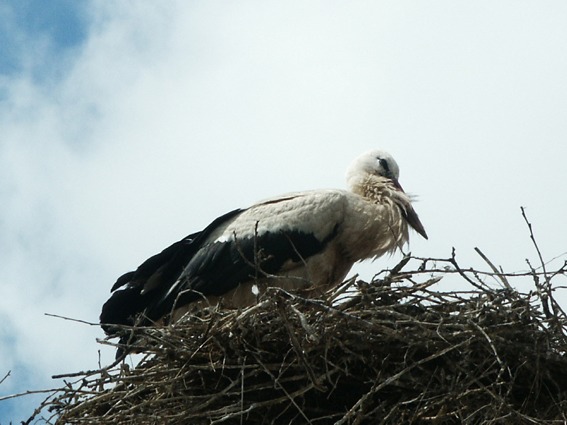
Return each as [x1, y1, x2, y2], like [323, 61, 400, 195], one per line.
[0, 388, 60, 402]
[44, 313, 99, 326]
[474, 247, 513, 291]
[0, 370, 10, 385]
[521, 206, 553, 318]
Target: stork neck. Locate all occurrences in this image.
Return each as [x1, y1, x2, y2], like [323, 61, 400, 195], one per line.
[349, 175, 411, 207]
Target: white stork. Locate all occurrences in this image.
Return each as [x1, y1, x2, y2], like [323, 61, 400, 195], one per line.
[100, 149, 427, 342]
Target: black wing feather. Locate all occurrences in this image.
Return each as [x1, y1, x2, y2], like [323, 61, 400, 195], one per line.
[100, 208, 243, 333]
[153, 224, 340, 317]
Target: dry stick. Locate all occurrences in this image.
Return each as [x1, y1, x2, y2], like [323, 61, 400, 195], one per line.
[52, 351, 128, 379]
[239, 356, 246, 425]
[520, 206, 553, 318]
[208, 380, 317, 424]
[0, 388, 61, 402]
[276, 300, 326, 391]
[44, 313, 100, 326]
[474, 247, 513, 291]
[0, 370, 10, 385]
[247, 353, 315, 425]
[467, 319, 510, 384]
[520, 207, 549, 278]
[396, 265, 557, 280]
[335, 339, 471, 425]
[382, 254, 412, 286]
[448, 248, 488, 291]
[289, 304, 317, 341]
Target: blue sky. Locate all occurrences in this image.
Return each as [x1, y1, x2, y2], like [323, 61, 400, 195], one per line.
[0, 1, 90, 419]
[0, 0, 87, 80]
[1, 1, 567, 422]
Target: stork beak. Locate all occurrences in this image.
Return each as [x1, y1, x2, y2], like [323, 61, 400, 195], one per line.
[392, 178, 428, 240]
[391, 178, 404, 192]
[404, 204, 428, 240]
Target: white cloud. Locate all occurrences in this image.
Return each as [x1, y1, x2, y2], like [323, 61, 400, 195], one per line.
[1, 1, 567, 420]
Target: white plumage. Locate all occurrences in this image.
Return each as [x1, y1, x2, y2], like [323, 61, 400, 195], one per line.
[101, 149, 427, 344]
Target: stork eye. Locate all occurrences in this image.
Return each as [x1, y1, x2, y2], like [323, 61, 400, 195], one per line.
[377, 157, 395, 179]
[378, 158, 390, 173]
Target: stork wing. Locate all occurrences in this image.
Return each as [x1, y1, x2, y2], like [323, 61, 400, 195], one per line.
[149, 191, 346, 319]
[99, 208, 243, 333]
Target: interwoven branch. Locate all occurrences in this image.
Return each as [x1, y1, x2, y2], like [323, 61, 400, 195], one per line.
[21, 254, 567, 424]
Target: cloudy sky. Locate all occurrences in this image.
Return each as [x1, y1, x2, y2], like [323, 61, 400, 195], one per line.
[1, 1, 566, 421]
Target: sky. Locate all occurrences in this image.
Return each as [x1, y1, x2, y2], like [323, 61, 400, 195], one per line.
[1, 1, 567, 421]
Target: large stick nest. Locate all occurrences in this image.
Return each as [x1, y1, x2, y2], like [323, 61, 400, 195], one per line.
[30, 253, 567, 424]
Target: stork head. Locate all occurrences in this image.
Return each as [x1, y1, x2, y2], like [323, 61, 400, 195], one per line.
[346, 149, 401, 188]
[346, 149, 428, 240]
